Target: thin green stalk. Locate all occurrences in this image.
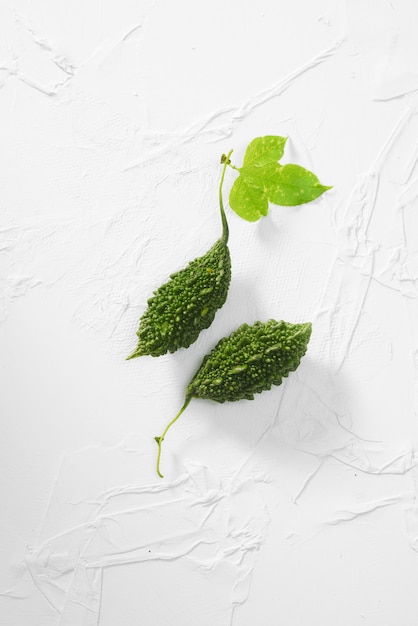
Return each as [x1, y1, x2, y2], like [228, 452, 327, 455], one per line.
[219, 149, 233, 243]
[154, 395, 193, 478]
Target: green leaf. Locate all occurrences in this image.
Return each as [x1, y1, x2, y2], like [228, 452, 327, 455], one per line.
[239, 164, 271, 190]
[229, 176, 268, 222]
[243, 136, 287, 167]
[264, 163, 332, 206]
[240, 162, 331, 207]
[228, 136, 332, 221]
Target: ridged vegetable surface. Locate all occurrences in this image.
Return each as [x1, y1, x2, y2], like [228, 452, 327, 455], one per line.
[187, 319, 312, 402]
[127, 239, 231, 358]
[126, 152, 232, 360]
[155, 319, 312, 476]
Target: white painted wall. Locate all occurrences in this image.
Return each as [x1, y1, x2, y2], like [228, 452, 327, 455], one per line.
[1, 1, 418, 624]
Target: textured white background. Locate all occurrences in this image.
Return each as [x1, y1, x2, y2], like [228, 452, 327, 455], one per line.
[2, 1, 418, 624]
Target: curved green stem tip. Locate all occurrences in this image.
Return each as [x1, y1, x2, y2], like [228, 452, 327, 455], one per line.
[154, 396, 192, 478]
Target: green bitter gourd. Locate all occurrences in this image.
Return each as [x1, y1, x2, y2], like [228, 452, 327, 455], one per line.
[155, 319, 312, 477]
[126, 153, 233, 359]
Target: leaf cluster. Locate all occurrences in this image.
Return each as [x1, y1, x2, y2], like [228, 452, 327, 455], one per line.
[228, 136, 332, 221]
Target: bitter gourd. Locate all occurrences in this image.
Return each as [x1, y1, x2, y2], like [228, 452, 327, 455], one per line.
[155, 319, 312, 477]
[126, 152, 233, 359]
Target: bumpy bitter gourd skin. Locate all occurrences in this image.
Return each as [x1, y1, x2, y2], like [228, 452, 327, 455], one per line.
[127, 238, 231, 358]
[186, 319, 312, 403]
[154, 319, 312, 477]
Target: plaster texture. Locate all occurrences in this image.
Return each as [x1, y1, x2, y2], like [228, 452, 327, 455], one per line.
[1, 1, 418, 624]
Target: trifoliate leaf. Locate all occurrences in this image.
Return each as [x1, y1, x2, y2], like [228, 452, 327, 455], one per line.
[243, 135, 287, 167]
[228, 135, 332, 221]
[229, 176, 268, 222]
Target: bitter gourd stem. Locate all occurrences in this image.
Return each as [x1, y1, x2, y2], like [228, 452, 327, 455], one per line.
[219, 149, 233, 244]
[154, 395, 193, 478]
